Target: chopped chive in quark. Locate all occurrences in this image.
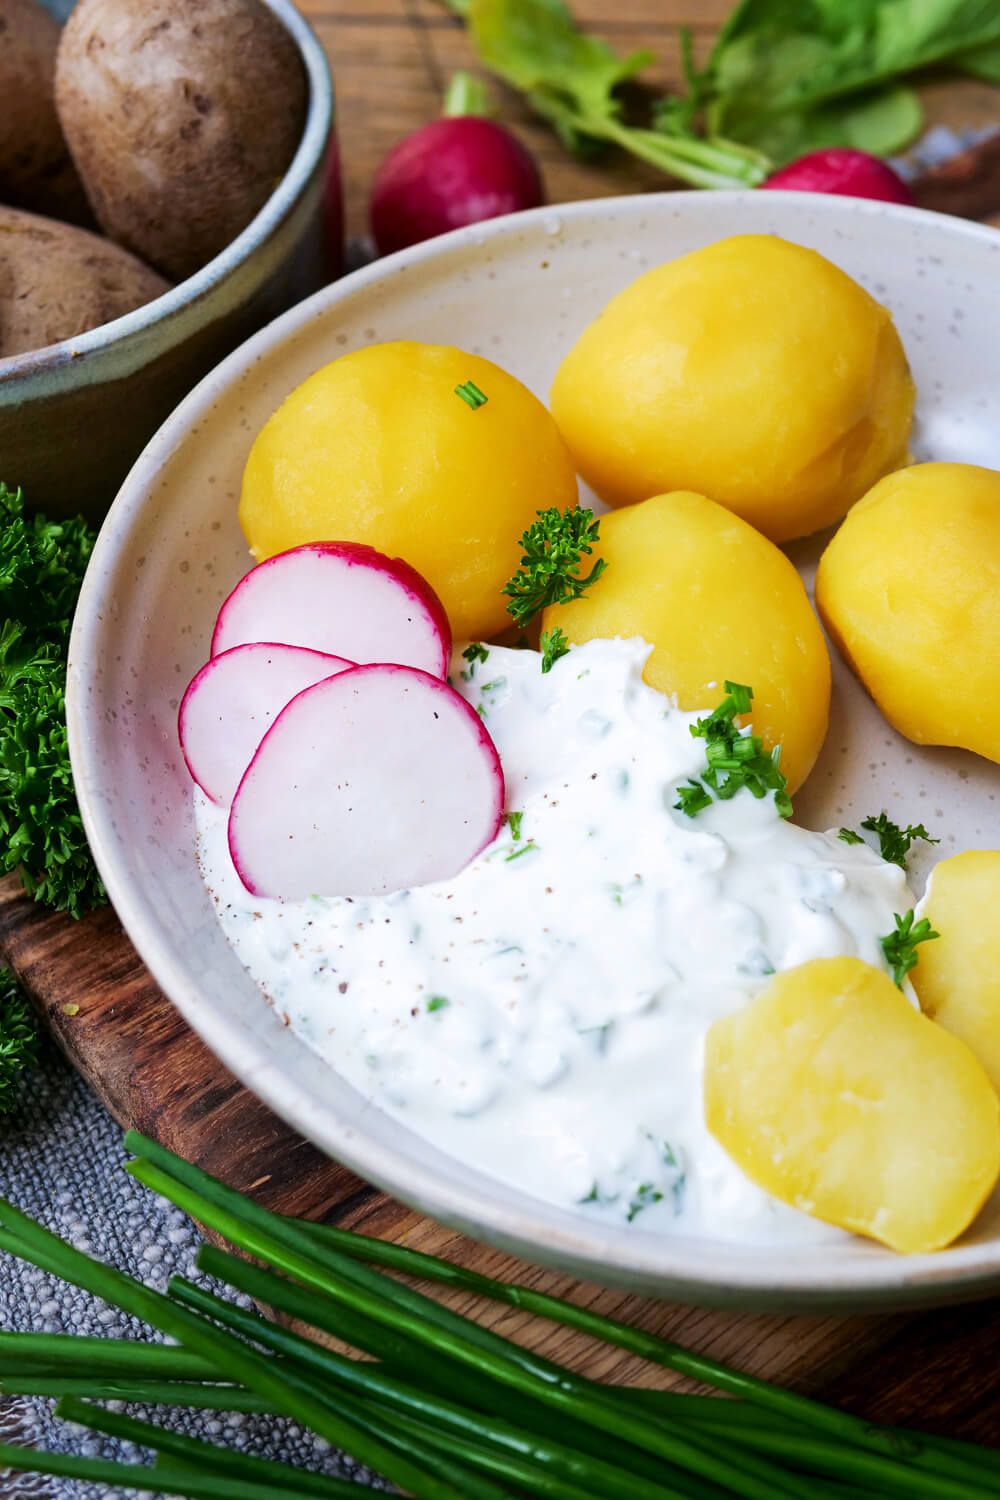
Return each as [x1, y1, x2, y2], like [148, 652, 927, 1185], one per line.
[426, 995, 450, 1013]
[504, 810, 524, 841]
[480, 677, 507, 694]
[462, 642, 489, 669]
[675, 681, 792, 820]
[626, 1183, 664, 1222]
[455, 380, 488, 409]
[505, 840, 539, 863]
[837, 827, 866, 846]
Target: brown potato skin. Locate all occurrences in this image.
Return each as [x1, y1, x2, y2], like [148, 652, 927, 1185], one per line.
[55, 0, 308, 281]
[0, 0, 92, 223]
[0, 204, 170, 357]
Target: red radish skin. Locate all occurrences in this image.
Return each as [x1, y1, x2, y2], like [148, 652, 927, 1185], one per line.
[760, 148, 913, 205]
[211, 542, 452, 678]
[228, 663, 505, 901]
[371, 116, 544, 257]
[179, 643, 353, 808]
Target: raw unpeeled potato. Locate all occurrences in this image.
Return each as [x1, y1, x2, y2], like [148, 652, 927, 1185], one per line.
[816, 462, 1000, 763]
[0, 0, 91, 224]
[705, 957, 1000, 1254]
[550, 234, 915, 543]
[543, 491, 830, 793]
[0, 205, 170, 358]
[239, 342, 579, 641]
[55, 0, 308, 281]
[913, 851, 1000, 1095]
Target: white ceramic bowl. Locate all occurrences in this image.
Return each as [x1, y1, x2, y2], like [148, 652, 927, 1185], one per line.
[68, 191, 1000, 1311]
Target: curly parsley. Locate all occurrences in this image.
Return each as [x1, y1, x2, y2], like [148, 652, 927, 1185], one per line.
[880, 910, 940, 988]
[0, 967, 38, 1113]
[502, 506, 607, 629]
[0, 483, 105, 918]
[539, 625, 570, 674]
[839, 813, 939, 871]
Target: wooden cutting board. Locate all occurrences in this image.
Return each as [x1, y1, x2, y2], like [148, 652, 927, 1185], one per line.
[8, 0, 1000, 1462]
[6, 869, 1000, 1446]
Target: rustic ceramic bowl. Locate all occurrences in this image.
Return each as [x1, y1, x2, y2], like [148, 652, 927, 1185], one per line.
[0, 0, 337, 522]
[68, 191, 1000, 1310]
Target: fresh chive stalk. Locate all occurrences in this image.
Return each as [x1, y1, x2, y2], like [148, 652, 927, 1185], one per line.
[124, 1149, 809, 1500]
[54, 1397, 347, 1498]
[0, 1208, 475, 1500]
[170, 1270, 695, 1500]
[183, 1245, 703, 1498]
[1, 1131, 999, 1500]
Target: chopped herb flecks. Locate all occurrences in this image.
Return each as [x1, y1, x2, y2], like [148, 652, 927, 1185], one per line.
[674, 682, 791, 821]
[626, 1183, 664, 1222]
[504, 811, 524, 841]
[462, 642, 489, 671]
[455, 380, 488, 409]
[427, 996, 450, 1013]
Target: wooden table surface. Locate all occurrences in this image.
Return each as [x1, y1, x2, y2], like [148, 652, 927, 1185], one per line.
[298, 0, 1000, 243]
[8, 1, 1000, 1481]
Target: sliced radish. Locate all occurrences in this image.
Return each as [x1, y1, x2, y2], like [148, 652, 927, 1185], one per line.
[228, 664, 504, 900]
[179, 643, 354, 807]
[211, 542, 451, 678]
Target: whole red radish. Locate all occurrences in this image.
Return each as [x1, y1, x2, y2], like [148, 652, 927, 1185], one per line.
[371, 72, 544, 256]
[760, 148, 913, 205]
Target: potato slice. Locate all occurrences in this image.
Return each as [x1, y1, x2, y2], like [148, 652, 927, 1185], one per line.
[913, 851, 1000, 1095]
[705, 957, 1000, 1253]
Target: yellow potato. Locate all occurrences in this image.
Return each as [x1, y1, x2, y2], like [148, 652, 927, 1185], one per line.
[239, 342, 579, 641]
[543, 491, 830, 793]
[705, 957, 1000, 1254]
[550, 234, 915, 543]
[913, 851, 1000, 1094]
[816, 462, 1000, 762]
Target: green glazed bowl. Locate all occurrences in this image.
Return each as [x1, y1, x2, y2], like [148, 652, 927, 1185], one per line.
[0, 0, 337, 521]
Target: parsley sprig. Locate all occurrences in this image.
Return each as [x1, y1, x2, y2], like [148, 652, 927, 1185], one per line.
[0, 967, 38, 1113]
[880, 910, 940, 988]
[539, 625, 570, 673]
[0, 482, 105, 919]
[502, 506, 607, 629]
[838, 813, 939, 871]
[674, 682, 792, 820]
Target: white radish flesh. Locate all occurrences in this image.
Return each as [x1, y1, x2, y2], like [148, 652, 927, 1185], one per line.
[228, 664, 505, 900]
[211, 542, 451, 677]
[179, 643, 353, 807]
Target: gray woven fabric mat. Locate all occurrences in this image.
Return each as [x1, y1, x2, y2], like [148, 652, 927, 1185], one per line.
[0, 1037, 389, 1498]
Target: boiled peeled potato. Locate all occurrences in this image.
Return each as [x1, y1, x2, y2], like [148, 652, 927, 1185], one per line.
[704, 957, 1000, 1254]
[550, 234, 915, 543]
[913, 851, 1000, 1094]
[544, 491, 830, 793]
[240, 342, 579, 641]
[816, 462, 1000, 762]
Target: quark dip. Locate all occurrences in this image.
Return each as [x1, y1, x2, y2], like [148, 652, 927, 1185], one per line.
[197, 638, 910, 1244]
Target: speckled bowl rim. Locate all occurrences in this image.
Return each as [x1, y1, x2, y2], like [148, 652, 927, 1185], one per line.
[0, 0, 332, 386]
[69, 191, 1000, 1310]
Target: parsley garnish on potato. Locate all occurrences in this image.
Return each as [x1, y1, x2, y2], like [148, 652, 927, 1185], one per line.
[502, 505, 607, 629]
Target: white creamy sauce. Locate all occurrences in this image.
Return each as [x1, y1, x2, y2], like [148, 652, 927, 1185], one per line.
[196, 638, 913, 1245]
